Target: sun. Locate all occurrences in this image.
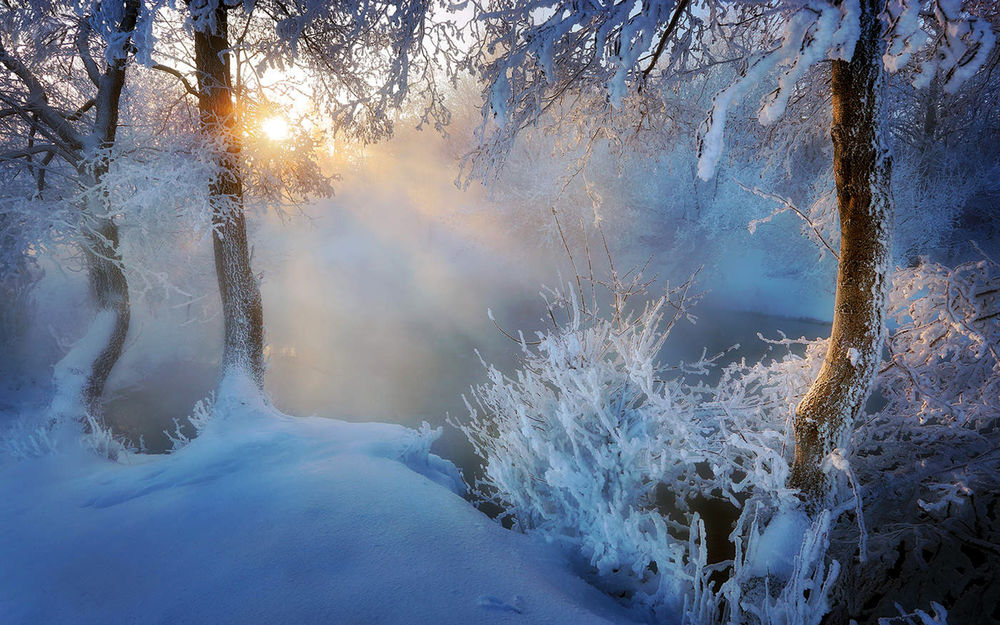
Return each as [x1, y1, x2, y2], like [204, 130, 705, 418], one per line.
[261, 115, 290, 141]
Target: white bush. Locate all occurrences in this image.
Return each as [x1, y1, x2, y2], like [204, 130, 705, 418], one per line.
[456, 256, 998, 623]
[455, 279, 709, 615]
[453, 274, 838, 624]
[166, 393, 215, 452]
[829, 254, 1000, 623]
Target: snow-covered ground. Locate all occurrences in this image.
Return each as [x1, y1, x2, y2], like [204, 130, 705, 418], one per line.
[0, 377, 638, 625]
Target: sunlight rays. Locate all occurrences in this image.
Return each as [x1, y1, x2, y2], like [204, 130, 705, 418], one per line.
[261, 115, 290, 141]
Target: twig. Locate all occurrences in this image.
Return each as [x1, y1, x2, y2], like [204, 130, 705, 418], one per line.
[642, 0, 693, 80]
[735, 179, 840, 260]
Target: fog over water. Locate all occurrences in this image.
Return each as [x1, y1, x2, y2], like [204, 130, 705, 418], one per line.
[12, 126, 835, 479]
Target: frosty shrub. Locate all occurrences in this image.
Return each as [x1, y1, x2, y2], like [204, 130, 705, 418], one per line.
[166, 393, 215, 452]
[81, 414, 137, 461]
[825, 254, 1000, 623]
[700, 255, 999, 623]
[876, 602, 949, 625]
[705, 254, 999, 623]
[455, 274, 710, 616]
[456, 255, 997, 623]
[453, 271, 839, 624]
[0, 419, 60, 461]
[1, 411, 136, 463]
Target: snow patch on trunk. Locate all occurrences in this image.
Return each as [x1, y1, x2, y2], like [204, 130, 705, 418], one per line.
[49, 310, 118, 421]
[847, 347, 861, 367]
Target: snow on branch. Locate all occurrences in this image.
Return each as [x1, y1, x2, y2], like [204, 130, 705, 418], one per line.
[464, 0, 998, 180]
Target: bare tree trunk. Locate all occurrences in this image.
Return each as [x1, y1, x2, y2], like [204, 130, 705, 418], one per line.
[789, 0, 892, 498]
[75, 0, 139, 418]
[193, 5, 266, 388]
[78, 212, 130, 417]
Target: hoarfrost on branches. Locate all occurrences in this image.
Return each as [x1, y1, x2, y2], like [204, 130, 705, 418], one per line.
[461, 0, 996, 181]
[456, 253, 997, 622]
[453, 272, 840, 623]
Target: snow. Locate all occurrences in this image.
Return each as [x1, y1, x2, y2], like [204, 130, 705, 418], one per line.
[847, 347, 860, 367]
[48, 310, 118, 420]
[0, 374, 639, 625]
[758, 5, 839, 126]
[882, 0, 926, 73]
[744, 508, 811, 581]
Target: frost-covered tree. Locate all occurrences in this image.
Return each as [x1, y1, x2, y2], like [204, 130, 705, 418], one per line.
[0, 0, 156, 419]
[888, 42, 1000, 263]
[186, 1, 267, 389]
[463, 0, 996, 497]
[154, 0, 454, 388]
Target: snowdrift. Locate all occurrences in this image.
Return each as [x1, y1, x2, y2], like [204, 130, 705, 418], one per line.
[0, 377, 637, 625]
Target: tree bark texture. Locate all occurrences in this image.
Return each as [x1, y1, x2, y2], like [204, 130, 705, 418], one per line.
[193, 6, 266, 388]
[78, 0, 139, 417]
[79, 210, 130, 416]
[789, 0, 892, 498]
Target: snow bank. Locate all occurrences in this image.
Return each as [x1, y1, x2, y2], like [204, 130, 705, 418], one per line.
[744, 508, 812, 581]
[0, 380, 637, 625]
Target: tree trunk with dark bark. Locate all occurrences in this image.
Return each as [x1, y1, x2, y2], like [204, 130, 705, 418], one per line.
[76, 0, 139, 418]
[193, 5, 266, 389]
[789, 0, 892, 499]
[78, 213, 130, 417]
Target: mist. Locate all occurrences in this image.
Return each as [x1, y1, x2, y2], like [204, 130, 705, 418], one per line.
[3, 120, 826, 479]
[3, 118, 843, 474]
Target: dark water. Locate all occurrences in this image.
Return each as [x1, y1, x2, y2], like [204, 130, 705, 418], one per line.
[104, 306, 830, 482]
[104, 361, 217, 452]
[101, 305, 830, 563]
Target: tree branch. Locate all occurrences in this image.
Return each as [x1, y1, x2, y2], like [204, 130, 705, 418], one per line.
[64, 98, 96, 121]
[35, 149, 56, 196]
[642, 0, 692, 80]
[0, 41, 85, 152]
[735, 179, 841, 260]
[0, 144, 59, 160]
[0, 94, 81, 161]
[75, 21, 103, 87]
[152, 63, 200, 97]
